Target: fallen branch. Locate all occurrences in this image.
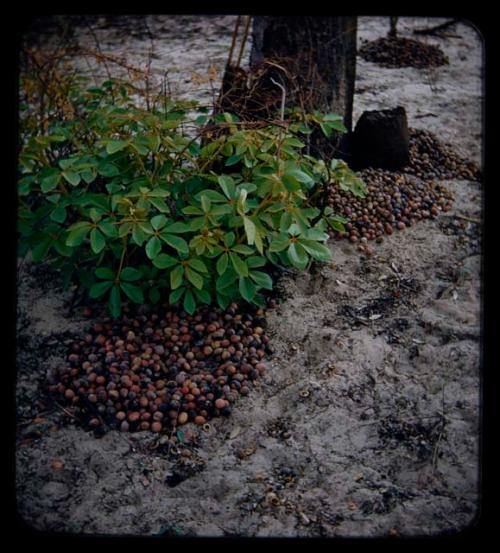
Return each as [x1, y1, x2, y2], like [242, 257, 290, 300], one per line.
[55, 402, 78, 420]
[443, 214, 481, 224]
[270, 77, 286, 121]
[413, 18, 460, 36]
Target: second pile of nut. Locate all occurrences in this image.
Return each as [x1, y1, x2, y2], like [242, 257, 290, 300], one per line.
[327, 128, 481, 249]
[358, 36, 449, 68]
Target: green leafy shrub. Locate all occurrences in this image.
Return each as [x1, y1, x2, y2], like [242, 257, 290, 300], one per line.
[18, 77, 365, 316]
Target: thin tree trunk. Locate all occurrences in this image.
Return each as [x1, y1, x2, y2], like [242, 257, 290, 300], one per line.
[388, 16, 399, 38]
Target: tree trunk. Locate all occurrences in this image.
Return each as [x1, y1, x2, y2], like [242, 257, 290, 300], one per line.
[250, 16, 357, 133]
[388, 16, 399, 38]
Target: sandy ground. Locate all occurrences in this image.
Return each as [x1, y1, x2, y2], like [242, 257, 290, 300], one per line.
[16, 16, 483, 537]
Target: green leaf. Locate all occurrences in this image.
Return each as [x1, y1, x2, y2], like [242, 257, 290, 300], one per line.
[223, 112, 239, 123]
[118, 222, 133, 237]
[160, 233, 189, 255]
[131, 134, 150, 156]
[88, 86, 104, 95]
[323, 113, 344, 122]
[235, 142, 248, 155]
[230, 253, 248, 277]
[243, 217, 256, 245]
[18, 175, 34, 196]
[62, 171, 81, 186]
[193, 287, 211, 304]
[182, 205, 203, 216]
[183, 289, 196, 315]
[254, 228, 264, 254]
[106, 139, 129, 154]
[224, 231, 236, 247]
[89, 207, 104, 223]
[97, 161, 120, 177]
[195, 189, 227, 203]
[132, 141, 149, 156]
[90, 228, 106, 254]
[120, 282, 144, 304]
[225, 154, 243, 167]
[281, 174, 301, 192]
[188, 217, 205, 232]
[120, 267, 142, 281]
[40, 169, 60, 193]
[287, 242, 308, 270]
[239, 276, 256, 302]
[58, 158, 75, 170]
[146, 236, 162, 259]
[239, 182, 257, 194]
[284, 137, 305, 148]
[279, 211, 293, 232]
[109, 285, 121, 318]
[324, 117, 347, 131]
[325, 217, 345, 232]
[170, 265, 184, 289]
[66, 223, 91, 247]
[189, 235, 205, 255]
[243, 156, 255, 169]
[52, 240, 72, 257]
[218, 175, 236, 198]
[216, 269, 238, 291]
[169, 287, 185, 304]
[287, 220, 301, 234]
[149, 197, 170, 213]
[284, 165, 314, 186]
[216, 252, 229, 275]
[31, 237, 51, 261]
[164, 222, 190, 234]
[153, 253, 178, 269]
[232, 244, 254, 255]
[319, 122, 332, 137]
[213, 205, 233, 220]
[331, 121, 347, 132]
[249, 270, 273, 290]
[221, 142, 233, 156]
[200, 194, 211, 213]
[247, 255, 267, 268]
[47, 134, 66, 143]
[299, 239, 331, 262]
[95, 267, 114, 280]
[138, 222, 154, 235]
[185, 267, 203, 290]
[149, 287, 161, 304]
[151, 214, 167, 230]
[50, 206, 67, 223]
[194, 114, 209, 126]
[90, 280, 113, 298]
[302, 228, 329, 241]
[236, 188, 248, 214]
[217, 292, 231, 310]
[132, 223, 148, 246]
[81, 168, 96, 184]
[188, 258, 208, 273]
[98, 220, 117, 238]
[269, 234, 290, 252]
[148, 187, 170, 198]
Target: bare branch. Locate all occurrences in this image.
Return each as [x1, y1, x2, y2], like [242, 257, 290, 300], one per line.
[270, 77, 286, 121]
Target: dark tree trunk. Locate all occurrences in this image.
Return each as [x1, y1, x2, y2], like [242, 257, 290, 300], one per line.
[388, 16, 399, 38]
[250, 16, 357, 133]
